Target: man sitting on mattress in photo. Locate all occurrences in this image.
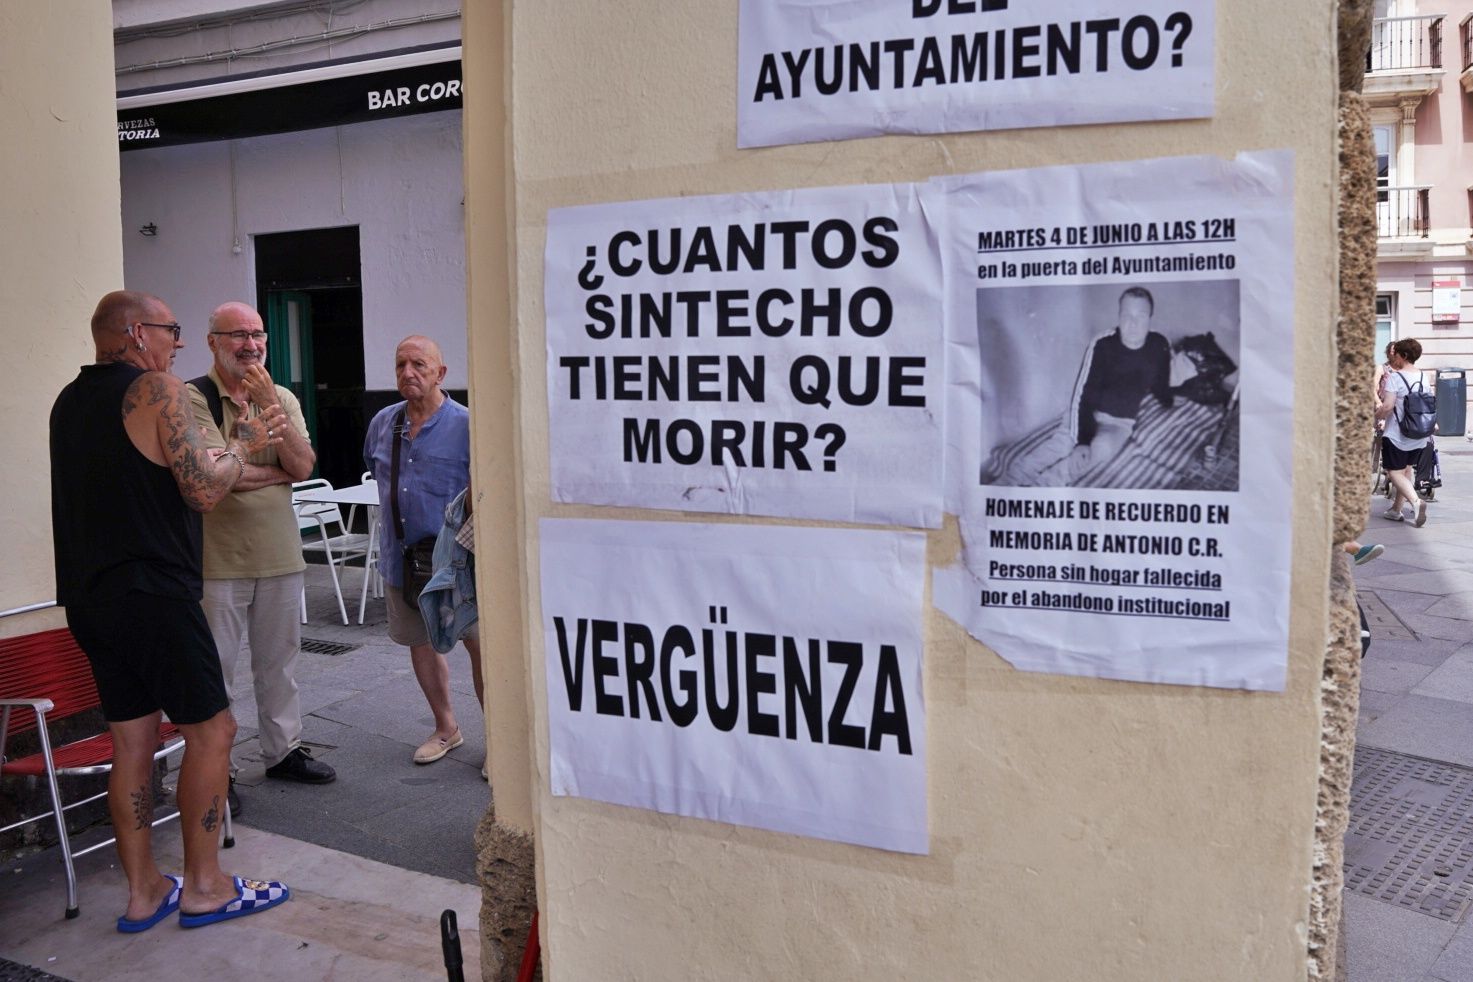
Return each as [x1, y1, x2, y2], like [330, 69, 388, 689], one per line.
[1015, 286, 1173, 487]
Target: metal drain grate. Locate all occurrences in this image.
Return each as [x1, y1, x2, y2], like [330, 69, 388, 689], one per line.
[300, 638, 359, 656]
[1359, 591, 1418, 641]
[1345, 746, 1473, 921]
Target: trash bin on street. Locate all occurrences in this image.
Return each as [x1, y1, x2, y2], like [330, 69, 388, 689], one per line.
[1436, 368, 1466, 436]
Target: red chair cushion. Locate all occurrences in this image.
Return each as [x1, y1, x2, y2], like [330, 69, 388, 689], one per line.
[0, 722, 182, 777]
[0, 629, 101, 735]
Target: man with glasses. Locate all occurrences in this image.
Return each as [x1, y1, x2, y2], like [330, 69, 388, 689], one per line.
[188, 302, 335, 818]
[51, 290, 291, 929]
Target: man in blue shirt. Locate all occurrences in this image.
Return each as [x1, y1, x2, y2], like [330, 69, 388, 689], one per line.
[364, 336, 483, 765]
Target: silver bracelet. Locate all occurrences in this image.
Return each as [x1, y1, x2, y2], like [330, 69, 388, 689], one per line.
[219, 449, 246, 476]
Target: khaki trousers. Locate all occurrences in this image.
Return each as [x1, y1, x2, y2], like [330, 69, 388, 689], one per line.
[201, 571, 305, 769]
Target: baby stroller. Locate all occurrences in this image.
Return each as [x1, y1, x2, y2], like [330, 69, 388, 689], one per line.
[1415, 435, 1442, 500]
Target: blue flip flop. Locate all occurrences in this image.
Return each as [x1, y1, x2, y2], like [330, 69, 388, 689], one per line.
[178, 876, 289, 928]
[116, 874, 183, 933]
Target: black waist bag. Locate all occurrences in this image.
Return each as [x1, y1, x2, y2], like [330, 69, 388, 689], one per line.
[401, 536, 436, 605]
[390, 407, 438, 605]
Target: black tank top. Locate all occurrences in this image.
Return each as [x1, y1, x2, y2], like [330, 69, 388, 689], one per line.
[50, 362, 203, 606]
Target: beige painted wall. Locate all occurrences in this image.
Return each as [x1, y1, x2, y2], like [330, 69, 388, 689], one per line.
[462, 2, 534, 833]
[0, 1, 123, 639]
[466, 1, 1340, 978]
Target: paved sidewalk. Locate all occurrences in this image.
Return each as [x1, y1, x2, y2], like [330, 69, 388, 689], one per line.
[226, 568, 490, 885]
[1347, 444, 1473, 982]
[0, 824, 481, 981]
[1, 563, 491, 980]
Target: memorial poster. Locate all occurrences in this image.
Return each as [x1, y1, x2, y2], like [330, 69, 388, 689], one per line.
[931, 150, 1294, 690]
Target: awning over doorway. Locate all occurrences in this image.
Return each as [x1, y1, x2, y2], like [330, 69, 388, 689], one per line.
[116, 41, 462, 151]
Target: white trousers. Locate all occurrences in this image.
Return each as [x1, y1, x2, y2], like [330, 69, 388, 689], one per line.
[201, 571, 305, 769]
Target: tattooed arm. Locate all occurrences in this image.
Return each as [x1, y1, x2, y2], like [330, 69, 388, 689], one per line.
[124, 372, 286, 512]
[185, 385, 294, 492]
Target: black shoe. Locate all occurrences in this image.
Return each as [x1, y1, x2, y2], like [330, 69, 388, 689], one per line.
[227, 777, 241, 820]
[264, 746, 336, 784]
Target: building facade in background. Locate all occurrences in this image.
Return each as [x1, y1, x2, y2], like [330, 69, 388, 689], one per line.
[1368, 0, 1473, 429]
[113, 0, 465, 489]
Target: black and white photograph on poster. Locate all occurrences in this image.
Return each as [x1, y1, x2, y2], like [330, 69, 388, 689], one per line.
[929, 151, 1294, 691]
[544, 183, 944, 529]
[976, 280, 1240, 492]
[539, 517, 928, 854]
[737, 0, 1215, 149]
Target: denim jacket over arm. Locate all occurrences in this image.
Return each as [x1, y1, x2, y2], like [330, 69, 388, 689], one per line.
[417, 487, 478, 653]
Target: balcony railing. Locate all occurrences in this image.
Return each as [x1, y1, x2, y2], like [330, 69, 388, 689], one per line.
[1368, 15, 1446, 72]
[1378, 185, 1432, 238]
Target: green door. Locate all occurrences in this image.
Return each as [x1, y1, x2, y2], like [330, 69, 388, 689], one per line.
[264, 290, 318, 475]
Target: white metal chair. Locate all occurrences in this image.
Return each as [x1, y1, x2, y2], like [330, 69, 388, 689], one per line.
[355, 472, 384, 625]
[293, 479, 372, 625]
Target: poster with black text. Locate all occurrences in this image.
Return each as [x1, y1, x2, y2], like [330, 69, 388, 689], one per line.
[545, 184, 944, 528]
[738, 0, 1214, 148]
[541, 518, 928, 853]
[931, 150, 1293, 690]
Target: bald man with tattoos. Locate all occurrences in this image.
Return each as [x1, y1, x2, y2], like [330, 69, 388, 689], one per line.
[50, 290, 290, 931]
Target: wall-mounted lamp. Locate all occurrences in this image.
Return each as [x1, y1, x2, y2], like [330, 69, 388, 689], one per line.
[139, 223, 158, 237]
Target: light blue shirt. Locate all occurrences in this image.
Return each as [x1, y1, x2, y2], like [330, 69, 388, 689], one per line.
[364, 396, 471, 588]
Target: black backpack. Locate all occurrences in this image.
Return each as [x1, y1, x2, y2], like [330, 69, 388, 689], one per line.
[188, 375, 224, 428]
[1395, 371, 1437, 440]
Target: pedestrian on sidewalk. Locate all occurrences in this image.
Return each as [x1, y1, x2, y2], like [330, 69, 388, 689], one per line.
[188, 302, 337, 820]
[50, 290, 290, 931]
[1376, 337, 1431, 528]
[364, 336, 485, 766]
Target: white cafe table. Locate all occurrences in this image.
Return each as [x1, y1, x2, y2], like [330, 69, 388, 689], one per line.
[292, 480, 381, 624]
[292, 479, 379, 509]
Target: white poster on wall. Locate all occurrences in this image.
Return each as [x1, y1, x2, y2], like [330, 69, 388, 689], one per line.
[545, 183, 944, 528]
[540, 517, 928, 854]
[1432, 279, 1461, 324]
[737, 0, 1215, 148]
[931, 150, 1294, 690]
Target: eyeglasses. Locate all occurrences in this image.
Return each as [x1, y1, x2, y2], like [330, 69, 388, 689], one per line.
[138, 321, 182, 342]
[210, 330, 268, 343]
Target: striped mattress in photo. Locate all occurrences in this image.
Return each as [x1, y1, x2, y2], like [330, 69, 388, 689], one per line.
[980, 395, 1239, 491]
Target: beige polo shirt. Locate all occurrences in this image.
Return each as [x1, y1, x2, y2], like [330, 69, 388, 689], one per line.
[187, 366, 311, 580]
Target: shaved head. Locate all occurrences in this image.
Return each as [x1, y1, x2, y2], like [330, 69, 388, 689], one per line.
[89, 289, 179, 368]
[394, 335, 448, 405]
[397, 335, 443, 365]
[91, 290, 164, 341]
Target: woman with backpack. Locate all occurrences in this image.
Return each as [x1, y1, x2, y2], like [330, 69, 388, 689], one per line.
[1376, 337, 1434, 527]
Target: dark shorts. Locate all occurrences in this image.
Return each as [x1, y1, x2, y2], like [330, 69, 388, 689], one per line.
[66, 592, 230, 725]
[1382, 437, 1423, 472]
